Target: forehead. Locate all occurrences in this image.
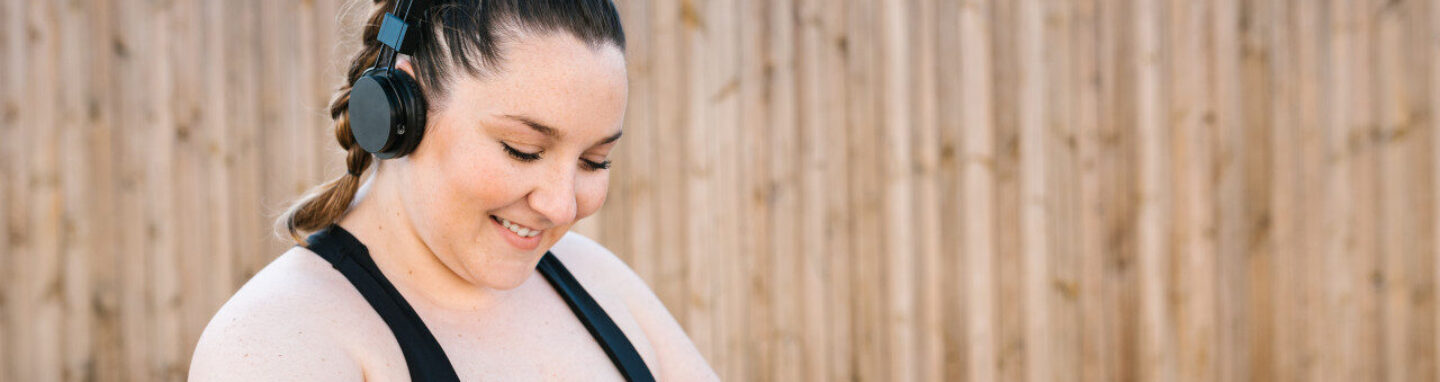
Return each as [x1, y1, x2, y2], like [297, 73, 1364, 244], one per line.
[446, 32, 628, 136]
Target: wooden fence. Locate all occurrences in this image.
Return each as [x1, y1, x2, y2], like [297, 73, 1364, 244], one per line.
[2, 0, 1438, 381]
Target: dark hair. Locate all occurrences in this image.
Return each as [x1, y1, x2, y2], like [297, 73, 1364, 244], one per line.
[277, 0, 626, 244]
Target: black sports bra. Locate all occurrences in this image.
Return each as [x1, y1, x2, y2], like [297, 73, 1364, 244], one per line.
[305, 225, 655, 381]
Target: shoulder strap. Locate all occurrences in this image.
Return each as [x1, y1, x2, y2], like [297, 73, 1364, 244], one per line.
[537, 253, 656, 382]
[307, 226, 655, 381]
[306, 226, 461, 382]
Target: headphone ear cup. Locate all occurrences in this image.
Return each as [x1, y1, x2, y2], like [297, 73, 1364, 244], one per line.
[348, 68, 427, 159]
[387, 69, 428, 158]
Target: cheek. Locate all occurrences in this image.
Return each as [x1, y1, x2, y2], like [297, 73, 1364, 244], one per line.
[442, 148, 521, 209]
[422, 132, 519, 220]
[573, 173, 610, 220]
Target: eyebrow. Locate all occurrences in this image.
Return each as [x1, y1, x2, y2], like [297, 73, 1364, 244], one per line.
[502, 114, 624, 146]
[598, 130, 623, 145]
[503, 114, 559, 139]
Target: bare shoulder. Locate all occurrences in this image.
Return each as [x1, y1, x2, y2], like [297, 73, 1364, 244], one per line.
[549, 232, 720, 381]
[188, 246, 372, 381]
[548, 231, 643, 292]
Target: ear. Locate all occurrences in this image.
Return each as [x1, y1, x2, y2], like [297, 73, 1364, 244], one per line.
[395, 55, 418, 79]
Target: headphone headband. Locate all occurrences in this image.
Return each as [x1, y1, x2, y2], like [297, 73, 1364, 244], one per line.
[375, 0, 434, 68]
[348, 0, 435, 160]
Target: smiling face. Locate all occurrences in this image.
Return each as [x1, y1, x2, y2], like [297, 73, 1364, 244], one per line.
[387, 31, 627, 291]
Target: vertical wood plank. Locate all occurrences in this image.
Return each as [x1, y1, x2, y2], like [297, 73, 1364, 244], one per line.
[682, 0, 720, 370]
[879, 0, 915, 380]
[1072, 0, 1119, 380]
[759, 0, 802, 380]
[1235, 0, 1278, 381]
[1432, 0, 1440, 378]
[0, 0, 17, 375]
[1016, 0, 1052, 380]
[1169, 1, 1219, 381]
[1277, 1, 1321, 380]
[683, 0, 743, 378]
[935, 0, 965, 379]
[909, 0, 946, 380]
[84, 0, 126, 380]
[648, 0, 689, 337]
[58, 1, 102, 380]
[845, 0, 887, 380]
[1043, 0, 1085, 380]
[735, 1, 771, 379]
[1403, 1, 1439, 380]
[990, 0, 1025, 379]
[795, 0, 855, 379]
[21, 1, 64, 380]
[611, 0, 656, 285]
[148, 0, 183, 378]
[112, 0, 154, 378]
[1322, 0, 1370, 380]
[1378, 1, 1411, 381]
[1134, 0, 1177, 380]
[959, 0, 998, 380]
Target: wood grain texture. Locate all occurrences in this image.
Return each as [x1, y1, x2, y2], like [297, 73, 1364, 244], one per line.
[3, 0, 1439, 380]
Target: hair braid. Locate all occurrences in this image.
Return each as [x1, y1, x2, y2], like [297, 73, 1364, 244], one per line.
[276, 1, 393, 244]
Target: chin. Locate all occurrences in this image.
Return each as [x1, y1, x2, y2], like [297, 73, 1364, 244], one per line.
[485, 273, 532, 291]
[463, 247, 545, 291]
[468, 265, 532, 291]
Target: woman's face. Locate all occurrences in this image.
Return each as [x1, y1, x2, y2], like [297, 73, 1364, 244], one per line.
[393, 32, 627, 290]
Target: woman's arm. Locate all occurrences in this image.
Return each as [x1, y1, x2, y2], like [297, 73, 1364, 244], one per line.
[189, 311, 363, 381]
[189, 251, 366, 381]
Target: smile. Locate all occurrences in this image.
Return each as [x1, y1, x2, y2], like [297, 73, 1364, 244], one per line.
[490, 215, 543, 251]
[495, 216, 542, 237]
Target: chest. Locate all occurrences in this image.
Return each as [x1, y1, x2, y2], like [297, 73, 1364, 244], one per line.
[344, 275, 657, 381]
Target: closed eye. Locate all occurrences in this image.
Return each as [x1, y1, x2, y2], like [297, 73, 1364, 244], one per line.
[580, 158, 611, 171]
[501, 142, 542, 162]
[503, 141, 610, 170]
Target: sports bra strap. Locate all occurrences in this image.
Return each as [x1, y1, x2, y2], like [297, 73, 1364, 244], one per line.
[537, 253, 656, 382]
[306, 226, 461, 381]
[305, 225, 655, 382]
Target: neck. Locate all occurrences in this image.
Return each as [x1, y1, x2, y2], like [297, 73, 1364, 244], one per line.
[337, 168, 511, 314]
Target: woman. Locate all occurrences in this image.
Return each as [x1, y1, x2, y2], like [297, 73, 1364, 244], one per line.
[189, 0, 717, 380]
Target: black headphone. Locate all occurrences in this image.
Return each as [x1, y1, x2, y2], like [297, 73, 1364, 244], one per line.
[349, 0, 434, 159]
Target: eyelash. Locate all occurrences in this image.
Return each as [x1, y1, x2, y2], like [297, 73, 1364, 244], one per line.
[582, 158, 612, 171]
[501, 142, 542, 161]
[501, 142, 612, 171]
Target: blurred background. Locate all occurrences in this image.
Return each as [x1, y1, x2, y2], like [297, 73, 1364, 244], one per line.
[2, 0, 1437, 381]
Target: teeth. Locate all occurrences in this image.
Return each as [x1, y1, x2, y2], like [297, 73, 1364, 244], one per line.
[496, 216, 541, 238]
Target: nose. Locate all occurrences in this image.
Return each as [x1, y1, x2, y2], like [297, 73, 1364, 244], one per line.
[528, 161, 578, 228]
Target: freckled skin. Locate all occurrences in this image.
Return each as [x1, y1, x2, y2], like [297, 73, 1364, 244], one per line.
[189, 32, 719, 381]
[349, 30, 629, 304]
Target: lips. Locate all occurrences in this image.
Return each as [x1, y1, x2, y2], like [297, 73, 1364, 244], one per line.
[490, 215, 542, 250]
[496, 216, 540, 237]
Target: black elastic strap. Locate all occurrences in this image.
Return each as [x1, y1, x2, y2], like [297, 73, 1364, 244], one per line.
[306, 227, 461, 382]
[538, 254, 656, 382]
[306, 225, 654, 381]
